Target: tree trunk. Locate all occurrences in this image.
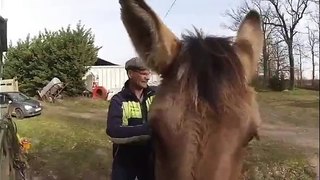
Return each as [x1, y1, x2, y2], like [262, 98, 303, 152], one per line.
[276, 57, 280, 78]
[263, 42, 269, 87]
[288, 43, 295, 90]
[299, 51, 302, 86]
[312, 51, 315, 86]
[268, 59, 272, 78]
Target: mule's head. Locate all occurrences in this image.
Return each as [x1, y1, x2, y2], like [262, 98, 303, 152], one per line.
[119, 0, 263, 179]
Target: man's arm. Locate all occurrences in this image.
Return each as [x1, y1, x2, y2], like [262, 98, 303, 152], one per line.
[106, 96, 151, 144]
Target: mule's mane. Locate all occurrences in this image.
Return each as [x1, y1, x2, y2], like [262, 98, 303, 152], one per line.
[167, 29, 247, 114]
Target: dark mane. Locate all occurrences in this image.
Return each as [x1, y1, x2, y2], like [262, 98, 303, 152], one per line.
[178, 29, 247, 113]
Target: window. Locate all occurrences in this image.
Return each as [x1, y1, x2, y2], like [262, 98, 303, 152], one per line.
[7, 92, 30, 102]
[0, 93, 5, 104]
[0, 93, 10, 104]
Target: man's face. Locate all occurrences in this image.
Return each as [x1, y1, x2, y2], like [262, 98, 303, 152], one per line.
[128, 69, 151, 89]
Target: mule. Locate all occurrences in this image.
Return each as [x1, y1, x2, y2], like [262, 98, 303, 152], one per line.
[119, 0, 264, 179]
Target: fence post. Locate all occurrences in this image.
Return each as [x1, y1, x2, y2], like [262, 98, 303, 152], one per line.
[0, 111, 27, 180]
[0, 118, 12, 180]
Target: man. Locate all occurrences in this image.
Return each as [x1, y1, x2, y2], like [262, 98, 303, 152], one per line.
[106, 57, 156, 180]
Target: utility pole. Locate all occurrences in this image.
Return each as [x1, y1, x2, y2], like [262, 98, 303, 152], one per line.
[0, 16, 7, 80]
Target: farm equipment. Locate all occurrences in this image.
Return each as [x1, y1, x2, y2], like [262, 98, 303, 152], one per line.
[37, 77, 66, 103]
[83, 73, 110, 100]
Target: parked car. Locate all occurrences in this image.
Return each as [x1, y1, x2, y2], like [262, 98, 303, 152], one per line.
[0, 91, 42, 119]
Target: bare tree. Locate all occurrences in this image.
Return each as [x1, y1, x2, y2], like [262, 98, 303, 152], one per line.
[306, 26, 319, 85]
[293, 37, 307, 85]
[269, 35, 289, 78]
[223, 1, 251, 32]
[223, 0, 277, 86]
[307, 1, 320, 85]
[265, 0, 310, 90]
[309, 0, 320, 29]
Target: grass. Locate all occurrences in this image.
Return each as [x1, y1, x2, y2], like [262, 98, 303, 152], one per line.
[257, 89, 319, 127]
[13, 89, 319, 179]
[51, 97, 110, 113]
[15, 99, 112, 179]
[242, 139, 316, 180]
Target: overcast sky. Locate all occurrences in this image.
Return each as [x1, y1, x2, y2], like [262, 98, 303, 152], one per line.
[1, 0, 318, 78]
[1, 0, 240, 63]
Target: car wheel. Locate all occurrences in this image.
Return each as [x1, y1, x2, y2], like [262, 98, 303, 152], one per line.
[15, 108, 24, 119]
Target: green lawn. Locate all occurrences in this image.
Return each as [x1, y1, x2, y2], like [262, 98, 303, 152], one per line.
[242, 139, 316, 179]
[15, 98, 112, 179]
[257, 89, 319, 127]
[14, 90, 318, 179]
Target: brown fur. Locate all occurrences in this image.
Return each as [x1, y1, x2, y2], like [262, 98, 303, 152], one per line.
[119, 0, 264, 179]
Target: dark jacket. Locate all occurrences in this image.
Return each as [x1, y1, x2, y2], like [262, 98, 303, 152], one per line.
[106, 80, 156, 161]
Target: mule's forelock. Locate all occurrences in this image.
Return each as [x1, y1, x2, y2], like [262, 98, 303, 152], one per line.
[174, 29, 247, 114]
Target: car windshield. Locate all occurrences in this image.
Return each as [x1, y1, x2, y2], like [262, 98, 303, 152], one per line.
[7, 92, 30, 102]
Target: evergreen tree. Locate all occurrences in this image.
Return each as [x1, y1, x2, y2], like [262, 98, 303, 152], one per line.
[3, 21, 101, 97]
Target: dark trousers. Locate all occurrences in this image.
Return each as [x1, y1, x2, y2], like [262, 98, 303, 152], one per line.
[111, 157, 153, 180]
[111, 146, 154, 180]
[111, 158, 153, 180]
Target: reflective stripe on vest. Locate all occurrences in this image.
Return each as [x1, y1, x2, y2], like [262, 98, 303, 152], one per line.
[146, 95, 155, 111]
[122, 95, 155, 126]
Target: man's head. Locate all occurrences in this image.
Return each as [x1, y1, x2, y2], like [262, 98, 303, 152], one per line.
[125, 57, 151, 89]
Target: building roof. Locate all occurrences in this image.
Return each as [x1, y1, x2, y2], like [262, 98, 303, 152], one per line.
[94, 57, 118, 66]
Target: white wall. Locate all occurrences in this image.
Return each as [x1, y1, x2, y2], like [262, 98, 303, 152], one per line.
[84, 66, 161, 99]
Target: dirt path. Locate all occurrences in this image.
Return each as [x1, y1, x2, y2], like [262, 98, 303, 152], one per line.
[259, 104, 319, 178]
[261, 122, 319, 178]
[261, 122, 319, 150]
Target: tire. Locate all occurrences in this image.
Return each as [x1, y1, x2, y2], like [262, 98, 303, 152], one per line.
[15, 108, 24, 119]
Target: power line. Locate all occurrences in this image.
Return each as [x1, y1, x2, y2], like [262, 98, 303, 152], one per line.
[163, 0, 178, 19]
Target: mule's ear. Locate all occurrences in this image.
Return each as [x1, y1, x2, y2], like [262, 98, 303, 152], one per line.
[234, 10, 263, 82]
[119, 0, 181, 74]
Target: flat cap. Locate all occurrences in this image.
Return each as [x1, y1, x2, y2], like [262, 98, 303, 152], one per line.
[125, 57, 149, 71]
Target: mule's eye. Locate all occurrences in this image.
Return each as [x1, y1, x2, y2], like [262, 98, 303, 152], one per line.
[248, 134, 258, 143]
[243, 130, 260, 147]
